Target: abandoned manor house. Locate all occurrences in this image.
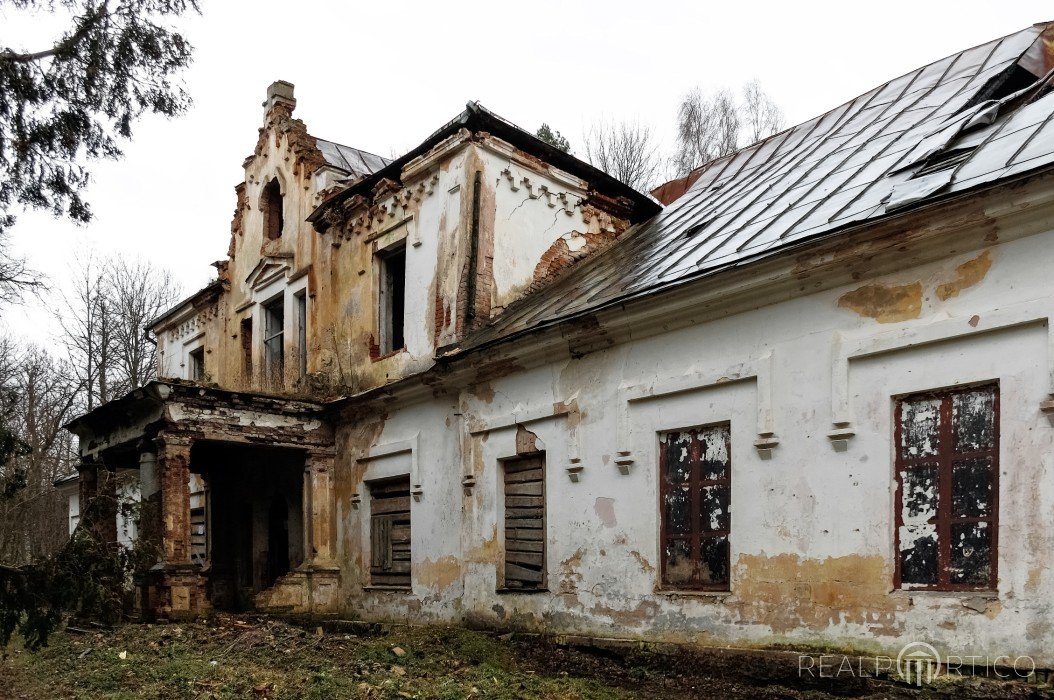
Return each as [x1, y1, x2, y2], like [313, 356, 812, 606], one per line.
[65, 22, 1054, 662]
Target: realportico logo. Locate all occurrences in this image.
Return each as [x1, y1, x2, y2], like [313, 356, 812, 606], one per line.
[896, 642, 941, 686]
[798, 641, 1036, 685]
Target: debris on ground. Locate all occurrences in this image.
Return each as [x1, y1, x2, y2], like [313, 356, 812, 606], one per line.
[0, 615, 1046, 699]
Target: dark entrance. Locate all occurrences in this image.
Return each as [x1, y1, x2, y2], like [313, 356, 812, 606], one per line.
[189, 441, 305, 610]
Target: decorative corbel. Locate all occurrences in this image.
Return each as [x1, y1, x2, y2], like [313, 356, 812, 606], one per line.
[614, 451, 633, 476]
[351, 492, 362, 509]
[461, 474, 476, 496]
[565, 457, 584, 483]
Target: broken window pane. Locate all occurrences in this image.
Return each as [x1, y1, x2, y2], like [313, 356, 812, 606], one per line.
[950, 521, 991, 585]
[901, 398, 941, 458]
[660, 423, 731, 590]
[663, 432, 692, 483]
[952, 390, 995, 452]
[700, 535, 729, 585]
[895, 384, 997, 591]
[901, 465, 939, 520]
[698, 428, 729, 480]
[952, 458, 993, 517]
[665, 486, 691, 535]
[664, 539, 694, 586]
[700, 485, 730, 532]
[900, 526, 939, 585]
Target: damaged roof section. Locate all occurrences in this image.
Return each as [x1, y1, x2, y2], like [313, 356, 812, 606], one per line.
[308, 101, 661, 229]
[459, 21, 1054, 350]
[315, 139, 390, 179]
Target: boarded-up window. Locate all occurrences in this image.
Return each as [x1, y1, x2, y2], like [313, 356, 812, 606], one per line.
[895, 384, 998, 591]
[660, 425, 731, 590]
[369, 476, 411, 588]
[502, 454, 545, 589]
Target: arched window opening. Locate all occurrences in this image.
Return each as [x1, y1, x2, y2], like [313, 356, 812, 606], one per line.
[261, 178, 284, 240]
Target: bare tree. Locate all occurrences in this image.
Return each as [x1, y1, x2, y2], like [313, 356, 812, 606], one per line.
[106, 258, 180, 394]
[584, 120, 663, 192]
[673, 81, 785, 176]
[56, 252, 108, 411]
[0, 231, 44, 305]
[0, 340, 78, 566]
[741, 79, 785, 145]
[56, 252, 180, 412]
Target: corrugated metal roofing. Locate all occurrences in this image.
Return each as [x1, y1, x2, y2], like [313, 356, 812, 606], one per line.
[315, 138, 390, 179]
[462, 21, 1054, 350]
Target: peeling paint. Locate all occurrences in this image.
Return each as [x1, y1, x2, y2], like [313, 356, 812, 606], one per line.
[936, 251, 992, 300]
[837, 282, 923, 322]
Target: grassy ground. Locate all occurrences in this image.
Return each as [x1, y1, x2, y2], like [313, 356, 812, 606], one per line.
[0, 616, 1047, 699]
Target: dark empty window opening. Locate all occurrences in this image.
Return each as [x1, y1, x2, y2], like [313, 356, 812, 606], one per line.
[240, 317, 253, 381]
[502, 454, 546, 590]
[895, 383, 999, 591]
[369, 475, 412, 588]
[263, 295, 284, 385]
[295, 291, 307, 379]
[378, 244, 406, 354]
[188, 347, 205, 381]
[660, 424, 731, 591]
[262, 178, 284, 241]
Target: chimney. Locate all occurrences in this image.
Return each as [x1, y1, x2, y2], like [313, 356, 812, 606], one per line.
[263, 80, 295, 115]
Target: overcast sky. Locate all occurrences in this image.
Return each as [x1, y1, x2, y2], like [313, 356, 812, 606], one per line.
[2, 1, 1051, 344]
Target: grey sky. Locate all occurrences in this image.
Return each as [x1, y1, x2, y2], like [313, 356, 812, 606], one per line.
[3, 1, 1050, 344]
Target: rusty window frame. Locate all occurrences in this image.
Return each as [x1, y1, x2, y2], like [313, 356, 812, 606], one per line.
[893, 382, 999, 592]
[659, 423, 731, 591]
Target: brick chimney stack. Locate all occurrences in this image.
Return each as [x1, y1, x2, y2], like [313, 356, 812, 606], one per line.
[263, 80, 295, 116]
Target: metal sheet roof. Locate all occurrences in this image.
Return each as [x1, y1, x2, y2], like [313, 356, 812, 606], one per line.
[462, 21, 1054, 350]
[315, 138, 390, 179]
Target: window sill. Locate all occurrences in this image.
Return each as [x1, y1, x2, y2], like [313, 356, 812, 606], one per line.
[370, 347, 407, 363]
[655, 589, 731, 599]
[496, 587, 550, 595]
[891, 589, 998, 599]
[362, 585, 412, 593]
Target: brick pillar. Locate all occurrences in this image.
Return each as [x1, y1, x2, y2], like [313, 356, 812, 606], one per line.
[302, 450, 335, 568]
[142, 433, 209, 621]
[157, 435, 192, 564]
[77, 460, 117, 545]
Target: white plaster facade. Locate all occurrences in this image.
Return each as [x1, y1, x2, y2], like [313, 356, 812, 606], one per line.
[70, 23, 1054, 661]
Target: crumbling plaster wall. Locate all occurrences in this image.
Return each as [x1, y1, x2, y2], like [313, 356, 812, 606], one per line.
[329, 219, 1054, 662]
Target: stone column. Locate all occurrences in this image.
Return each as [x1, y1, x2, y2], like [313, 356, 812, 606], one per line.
[303, 450, 336, 568]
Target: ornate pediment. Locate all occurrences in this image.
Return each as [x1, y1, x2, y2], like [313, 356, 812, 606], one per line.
[245, 255, 293, 290]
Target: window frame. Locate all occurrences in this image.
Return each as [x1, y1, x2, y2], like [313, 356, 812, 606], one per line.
[295, 290, 307, 379]
[188, 346, 205, 381]
[893, 382, 1000, 592]
[368, 475, 412, 589]
[658, 422, 732, 592]
[262, 294, 285, 385]
[376, 242, 407, 356]
[500, 453, 547, 591]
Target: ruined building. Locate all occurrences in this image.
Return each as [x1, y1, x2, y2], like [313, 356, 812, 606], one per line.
[67, 22, 1054, 662]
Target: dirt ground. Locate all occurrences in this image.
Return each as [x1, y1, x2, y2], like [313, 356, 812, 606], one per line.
[0, 616, 1048, 699]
